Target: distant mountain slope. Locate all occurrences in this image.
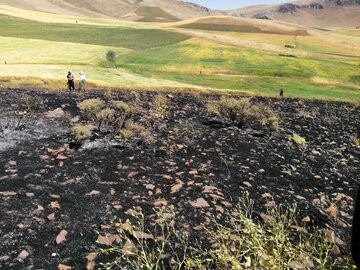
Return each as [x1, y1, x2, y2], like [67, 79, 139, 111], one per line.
[0, 0, 220, 22]
[231, 0, 360, 27]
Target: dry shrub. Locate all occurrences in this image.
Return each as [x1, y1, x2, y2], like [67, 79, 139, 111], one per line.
[78, 98, 105, 121]
[122, 121, 155, 144]
[77, 98, 133, 141]
[72, 124, 93, 144]
[0, 94, 44, 132]
[208, 97, 280, 132]
[115, 101, 133, 117]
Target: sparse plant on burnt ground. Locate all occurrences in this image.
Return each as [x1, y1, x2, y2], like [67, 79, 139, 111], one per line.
[174, 119, 201, 143]
[99, 196, 353, 270]
[153, 94, 168, 119]
[207, 97, 280, 132]
[291, 133, 307, 146]
[353, 136, 360, 147]
[0, 94, 43, 133]
[120, 121, 155, 145]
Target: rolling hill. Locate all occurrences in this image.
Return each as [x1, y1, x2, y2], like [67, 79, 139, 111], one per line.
[0, 0, 220, 22]
[232, 0, 360, 27]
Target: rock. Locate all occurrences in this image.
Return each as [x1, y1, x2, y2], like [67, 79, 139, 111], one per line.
[243, 181, 252, 188]
[133, 231, 154, 240]
[45, 108, 65, 119]
[260, 213, 273, 224]
[8, 160, 17, 166]
[0, 191, 17, 196]
[16, 250, 29, 261]
[122, 240, 135, 254]
[221, 201, 232, 208]
[261, 193, 273, 199]
[56, 154, 67, 160]
[86, 252, 97, 270]
[302, 216, 311, 223]
[50, 201, 61, 209]
[119, 223, 133, 231]
[144, 184, 155, 190]
[154, 199, 168, 207]
[171, 180, 184, 193]
[0, 256, 9, 261]
[86, 190, 100, 196]
[56, 230, 68, 245]
[47, 213, 56, 221]
[190, 198, 210, 208]
[96, 234, 120, 246]
[58, 264, 72, 270]
[324, 229, 336, 243]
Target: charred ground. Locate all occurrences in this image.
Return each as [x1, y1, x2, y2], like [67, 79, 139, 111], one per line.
[0, 88, 359, 269]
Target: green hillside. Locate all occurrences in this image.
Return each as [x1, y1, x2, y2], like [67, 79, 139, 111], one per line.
[0, 13, 359, 102]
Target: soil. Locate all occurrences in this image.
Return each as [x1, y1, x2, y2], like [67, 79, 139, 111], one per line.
[0, 88, 359, 269]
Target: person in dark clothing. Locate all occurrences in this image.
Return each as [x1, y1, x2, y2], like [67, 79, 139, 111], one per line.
[280, 89, 284, 98]
[352, 186, 360, 268]
[67, 71, 75, 91]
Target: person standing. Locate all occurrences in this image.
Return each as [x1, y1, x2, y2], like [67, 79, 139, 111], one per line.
[67, 71, 75, 92]
[79, 71, 86, 91]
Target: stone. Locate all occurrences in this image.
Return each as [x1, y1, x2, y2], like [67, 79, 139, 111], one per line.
[45, 108, 65, 119]
[16, 250, 29, 261]
[56, 230, 68, 245]
[190, 198, 210, 208]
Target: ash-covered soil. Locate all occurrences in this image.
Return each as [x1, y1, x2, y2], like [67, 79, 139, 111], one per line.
[0, 88, 359, 269]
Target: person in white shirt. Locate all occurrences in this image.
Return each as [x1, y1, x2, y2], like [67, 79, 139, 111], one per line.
[79, 71, 86, 91]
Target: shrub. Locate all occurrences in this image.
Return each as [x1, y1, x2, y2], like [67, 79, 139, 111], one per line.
[95, 108, 117, 131]
[77, 98, 132, 138]
[72, 124, 93, 144]
[208, 97, 279, 131]
[106, 50, 117, 64]
[119, 129, 134, 140]
[78, 98, 105, 121]
[291, 133, 306, 146]
[266, 116, 280, 132]
[122, 121, 155, 144]
[115, 101, 133, 117]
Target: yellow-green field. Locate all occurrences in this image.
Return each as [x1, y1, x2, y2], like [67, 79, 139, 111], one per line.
[0, 6, 359, 102]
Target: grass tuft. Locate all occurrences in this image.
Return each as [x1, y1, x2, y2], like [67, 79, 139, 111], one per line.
[99, 195, 353, 269]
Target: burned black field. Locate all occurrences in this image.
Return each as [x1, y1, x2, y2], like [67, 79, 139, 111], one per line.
[0, 88, 359, 269]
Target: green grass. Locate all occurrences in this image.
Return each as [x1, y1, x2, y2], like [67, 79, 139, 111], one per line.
[179, 23, 308, 36]
[113, 39, 360, 101]
[135, 6, 179, 22]
[0, 13, 359, 102]
[0, 15, 189, 50]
